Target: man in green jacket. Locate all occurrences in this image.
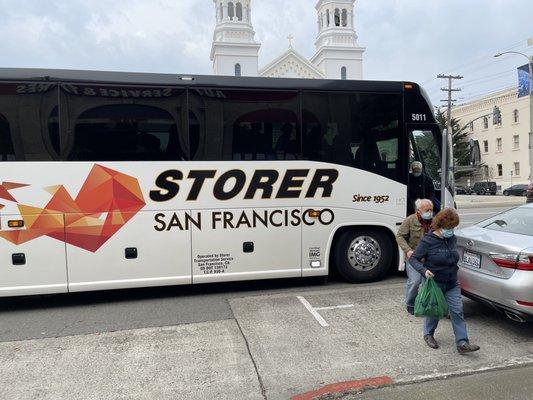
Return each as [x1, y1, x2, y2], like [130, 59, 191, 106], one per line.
[396, 198, 434, 315]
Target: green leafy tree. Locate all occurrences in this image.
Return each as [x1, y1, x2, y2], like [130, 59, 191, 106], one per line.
[435, 108, 470, 166]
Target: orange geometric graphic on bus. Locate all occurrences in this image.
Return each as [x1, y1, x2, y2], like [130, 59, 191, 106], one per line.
[0, 181, 29, 202]
[0, 165, 146, 252]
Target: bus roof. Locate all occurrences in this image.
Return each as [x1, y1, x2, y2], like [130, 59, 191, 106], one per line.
[0, 67, 410, 92]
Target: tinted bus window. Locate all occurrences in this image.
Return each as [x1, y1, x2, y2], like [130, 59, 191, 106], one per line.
[0, 113, 15, 161]
[0, 82, 59, 161]
[62, 84, 188, 161]
[302, 92, 404, 182]
[189, 89, 301, 161]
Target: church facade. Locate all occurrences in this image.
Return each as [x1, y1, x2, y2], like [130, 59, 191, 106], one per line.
[210, 0, 365, 80]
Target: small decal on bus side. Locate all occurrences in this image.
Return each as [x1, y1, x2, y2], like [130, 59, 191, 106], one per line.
[411, 113, 427, 122]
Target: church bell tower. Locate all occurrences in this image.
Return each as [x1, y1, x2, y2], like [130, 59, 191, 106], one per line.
[311, 0, 365, 80]
[210, 0, 261, 76]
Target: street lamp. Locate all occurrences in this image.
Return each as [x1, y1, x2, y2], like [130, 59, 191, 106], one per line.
[494, 50, 533, 183]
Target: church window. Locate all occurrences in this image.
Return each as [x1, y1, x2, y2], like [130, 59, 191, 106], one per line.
[334, 9, 340, 26]
[326, 10, 330, 27]
[341, 67, 347, 80]
[228, 2, 235, 19]
[220, 3, 224, 20]
[236, 2, 243, 21]
[235, 63, 242, 77]
[342, 9, 348, 26]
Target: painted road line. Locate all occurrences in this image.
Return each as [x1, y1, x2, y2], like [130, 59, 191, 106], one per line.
[297, 296, 354, 327]
[315, 304, 354, 311]
[297, 295, 329, 327]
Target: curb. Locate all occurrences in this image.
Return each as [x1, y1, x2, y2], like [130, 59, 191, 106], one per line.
[290, 376, 393, 400]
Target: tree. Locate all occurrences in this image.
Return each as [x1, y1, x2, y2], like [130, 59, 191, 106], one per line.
[435, 108, 470, 166]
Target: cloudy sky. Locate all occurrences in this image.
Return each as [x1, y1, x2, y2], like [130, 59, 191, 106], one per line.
[0, 0, 531, 106]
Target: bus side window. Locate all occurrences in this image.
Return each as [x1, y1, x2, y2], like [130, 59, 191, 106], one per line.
[0, 114, 15, 161]
[65, 102, 186, 162]
[189, 89, 301, 161]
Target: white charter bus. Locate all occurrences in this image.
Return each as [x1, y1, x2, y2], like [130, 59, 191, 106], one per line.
[0, 69, 454, 297]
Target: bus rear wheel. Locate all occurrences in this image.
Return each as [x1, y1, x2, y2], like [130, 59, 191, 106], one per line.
[333, 229, 393, 283]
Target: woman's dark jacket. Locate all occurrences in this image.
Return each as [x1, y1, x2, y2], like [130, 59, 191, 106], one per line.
[410, 231, 460, 291]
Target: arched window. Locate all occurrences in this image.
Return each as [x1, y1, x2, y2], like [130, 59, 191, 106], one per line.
[513, 109, 519, 123]
[341, 9, 348, 26]
[68, 105, 184, 161]
[483, 116, 489, 129]
[220, 3, 224, 20]
[0, 114, 15, 161]
[228, 2, 235, 19]
[235, 63, 242, 77]
[326, 10, 330, 26]
[341, 67, 347, 80]
[236, 2, 243, 21]
[334, 9, 340, 26]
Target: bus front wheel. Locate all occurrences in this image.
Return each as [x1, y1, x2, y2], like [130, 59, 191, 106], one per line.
[333, 229, 393, 283]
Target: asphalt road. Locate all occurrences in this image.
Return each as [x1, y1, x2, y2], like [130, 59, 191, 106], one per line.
[0, 204, 516, 343]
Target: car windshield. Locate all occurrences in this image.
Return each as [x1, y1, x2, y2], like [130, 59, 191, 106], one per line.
[481, 206, 533, 236]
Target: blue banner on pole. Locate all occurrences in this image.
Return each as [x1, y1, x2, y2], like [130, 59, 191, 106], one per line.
[517, 64, 531, 98]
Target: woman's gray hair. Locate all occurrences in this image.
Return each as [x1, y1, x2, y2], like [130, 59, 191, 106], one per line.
[415, 198, 434, 211]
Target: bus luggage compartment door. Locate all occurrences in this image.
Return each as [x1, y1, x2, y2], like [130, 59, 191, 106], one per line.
[191, 208, 302, 284]
[0, 212, 68, 297]
[65, 211, 192, 292]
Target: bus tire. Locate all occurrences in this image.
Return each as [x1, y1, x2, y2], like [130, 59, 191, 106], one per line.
[333, 229, 393, 283]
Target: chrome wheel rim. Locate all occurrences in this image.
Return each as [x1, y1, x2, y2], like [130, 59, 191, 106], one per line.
[347, 236, 381, 271]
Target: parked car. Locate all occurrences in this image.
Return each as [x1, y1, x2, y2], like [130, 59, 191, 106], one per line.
[472, 181, 497, 195]
[455, 185, 468, 195]
[527, 183, 533, 203]
[503, 184, 528, 196]
[456, 204, 533, 322]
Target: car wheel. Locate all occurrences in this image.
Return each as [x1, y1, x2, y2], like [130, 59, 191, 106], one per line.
[333, 229, 393, 283]
[504, 191, 509, 196]
[522, 191, 527, 196]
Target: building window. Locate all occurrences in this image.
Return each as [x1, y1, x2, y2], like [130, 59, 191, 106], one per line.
[326, 9, 330, 26]
[496, 138, 502, 152]
[235, 63, 242, 77]
[497, 164, 503, 177]
[228, 2, 235, 19]
[513, 135, 519, 149]
[483, 140, 489, 153]
[341, 66, 347, 80]
[235, 2, 243, 21]
[483, 116, 488, 129]
[469, 122, 474, 131]
[220, 3, 223, 19]
[514, 162, 520, 176]
[513, 109, 519, 123]
[334, 8, 341, 26]
[341, 9, 348, 26]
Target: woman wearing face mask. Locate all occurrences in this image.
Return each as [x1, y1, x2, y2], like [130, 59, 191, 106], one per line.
[396, 198, 434, 315]
[410, 208, 480, 354]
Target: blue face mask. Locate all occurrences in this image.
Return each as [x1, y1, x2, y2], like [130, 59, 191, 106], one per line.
[441, 228, 455, 238]
[421, 211, 433, 220]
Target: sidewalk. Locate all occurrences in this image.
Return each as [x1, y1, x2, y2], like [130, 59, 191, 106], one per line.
[1, 284, 532, 399]
[455, 194, 526, 209]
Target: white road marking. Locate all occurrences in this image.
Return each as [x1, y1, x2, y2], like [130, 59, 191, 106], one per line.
[315, 305, 354, 311]
[297, 296, 354, 327]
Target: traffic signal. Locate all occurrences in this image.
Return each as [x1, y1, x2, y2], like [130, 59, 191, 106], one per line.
[493, 106, 502, 125]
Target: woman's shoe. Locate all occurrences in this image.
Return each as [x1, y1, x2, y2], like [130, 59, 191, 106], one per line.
[457, 342, 480, 354]
[424, 335, 439, 349]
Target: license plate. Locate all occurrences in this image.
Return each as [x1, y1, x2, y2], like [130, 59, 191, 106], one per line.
[463, 250, 481, 269]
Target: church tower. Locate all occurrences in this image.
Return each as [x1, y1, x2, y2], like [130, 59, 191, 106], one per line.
[310, 0, 365, 80]
[210, 0, 261, 76]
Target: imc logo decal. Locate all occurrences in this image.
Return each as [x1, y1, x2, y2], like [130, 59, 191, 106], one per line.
[0, 165, 145, 252]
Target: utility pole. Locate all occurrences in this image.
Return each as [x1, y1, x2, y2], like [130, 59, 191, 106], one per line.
[438, 74, 463, 135]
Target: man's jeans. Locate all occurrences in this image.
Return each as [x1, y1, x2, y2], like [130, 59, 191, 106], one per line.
[423, 283, 469, 346]
[405, 261, 422, 308]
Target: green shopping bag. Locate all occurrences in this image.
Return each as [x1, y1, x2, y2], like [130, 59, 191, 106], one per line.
[414, 277, 449, 319]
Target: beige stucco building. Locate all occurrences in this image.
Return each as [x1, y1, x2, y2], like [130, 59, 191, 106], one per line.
[452, 87, 530, 191]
